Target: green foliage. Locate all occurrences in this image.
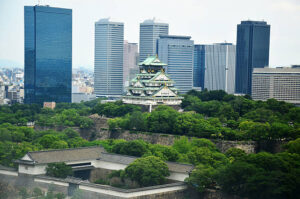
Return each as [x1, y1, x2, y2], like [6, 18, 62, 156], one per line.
[46, 162, 73, 178]
[37, 108, 94, 129]
[147, 106, 179, 134]
[225, 148, 247, 162]
[148, 144, 179, 161]
[216, 152, 300, 199]
[125, 156, 170, 187]
[285, 138, 300, 154]
[187, 147, 228, 168]
[112, 140, 149, 157]
[92, 101, 141, 117]
[185, 164, 217, 192]
[104, 90, 299, 141]
[173, 136, 192, 154]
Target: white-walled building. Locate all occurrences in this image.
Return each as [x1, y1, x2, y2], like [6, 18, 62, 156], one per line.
[252, 66, 300, 105]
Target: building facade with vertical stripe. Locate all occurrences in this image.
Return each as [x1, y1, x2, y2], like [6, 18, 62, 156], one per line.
[139, 19, 168, 62]
[94, 18, 124, 97]
[194, 43, 236, 94]
[157, 35, 194, 94]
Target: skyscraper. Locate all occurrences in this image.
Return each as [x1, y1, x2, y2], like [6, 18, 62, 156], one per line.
[94, 18, 124, 97]
[193, 45, 205, 89]
[139, 19, 169, 62]
[194, 43, 236, 94]
[157, 35, 194, 94]
[24, 5, 72, 104]
[123, 41, 138, 90]
[235, 20, 270, 95]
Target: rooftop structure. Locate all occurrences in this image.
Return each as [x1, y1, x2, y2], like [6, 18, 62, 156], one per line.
[16, 146, 105, 165]
[16, 146, 193, 182]
[122, 56, 183, 109]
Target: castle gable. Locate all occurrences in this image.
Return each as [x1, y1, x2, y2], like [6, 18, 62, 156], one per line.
[133, 81, 144, 88]
[153, 86, 177, 97]
[152, 73, 170, 81]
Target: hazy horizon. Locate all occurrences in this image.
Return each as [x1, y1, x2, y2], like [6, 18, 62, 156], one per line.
[0, 0, 300, 69]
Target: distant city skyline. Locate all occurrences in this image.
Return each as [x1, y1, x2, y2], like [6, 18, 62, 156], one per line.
[0, 0, 300, 69]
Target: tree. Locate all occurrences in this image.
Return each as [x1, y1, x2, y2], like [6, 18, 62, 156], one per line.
[217, 161, 261, 196]
[50, 140, 68, 149]
[147, 106, 179, 134]
[244, 108, 278, 123]
[185, 164, 217, 192]
[172, 136, 192, 154]
[239, 121, 271, 141]
[128, 111, 147, 131]
[225, 148, 246, 162]
[38, 134, 60, 148]
[149, 144, 179, 161]
[191, 138, 217, 151]
[285, 139, 300, 154]
[112, 140, 149, 157]
[63, 128, 80, 139]
[125, 156, 170, 187]
[187, 147, 228, 168]
[46, 163, 73, 178]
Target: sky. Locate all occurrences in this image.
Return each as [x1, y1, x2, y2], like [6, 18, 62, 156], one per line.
[0, 0, 300, 69]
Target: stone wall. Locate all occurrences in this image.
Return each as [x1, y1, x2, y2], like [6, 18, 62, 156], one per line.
[0, 173, 68, 197]
[89, 167, 113, 183]
[35, 115, 259, 153]
[107, 130, 257, 153]
[1, 169, 246, 199]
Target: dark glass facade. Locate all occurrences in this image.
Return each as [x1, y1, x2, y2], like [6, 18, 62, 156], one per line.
[24, 6, 72, 104]
[193, 45, 205, 89]
[235, 21, 270, 95]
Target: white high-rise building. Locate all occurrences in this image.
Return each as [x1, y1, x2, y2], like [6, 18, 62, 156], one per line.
[139, 18, 168, 62]
[252, 66, 300, 105]
[94, 18, 124, 97]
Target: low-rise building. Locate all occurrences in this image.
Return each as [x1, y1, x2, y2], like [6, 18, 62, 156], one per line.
[252, 66, 300, 105]
[16, 146, 193, 182]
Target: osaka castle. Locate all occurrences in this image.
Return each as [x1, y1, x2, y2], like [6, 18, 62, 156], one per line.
[122, 56, 183, 109]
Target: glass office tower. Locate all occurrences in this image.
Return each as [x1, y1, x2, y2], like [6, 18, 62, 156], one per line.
[235, 20, 270, 95]
[157, 35, 194, 94]
[194, 43, 236, 94]
[24, 5, 72, 104]
[139, 19, 169, 62]
[94, 18, 124, 97]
